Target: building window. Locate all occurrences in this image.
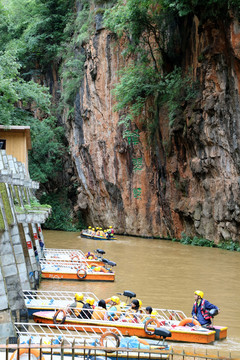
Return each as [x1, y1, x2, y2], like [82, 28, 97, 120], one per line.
[0, 139, 6, 149]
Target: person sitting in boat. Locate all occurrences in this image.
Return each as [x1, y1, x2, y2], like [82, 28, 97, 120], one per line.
[109, 226, 114, 235]
[192, 290, 219, 328]
[91, 228, 96, 237]
[105, 296, 121, 320]
[98, 228, 103, 237]
[92, 299, 107, 320]
[78, 297, 95, 319]
[141, 306, 153, 324]
[122, 299, 142, 323]
[92, 265, 108, 273]
[69, 293, 85, 317]
[87, 226, 92, 234]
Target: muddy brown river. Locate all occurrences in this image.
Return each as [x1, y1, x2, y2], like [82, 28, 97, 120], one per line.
[40, 230, 240, 353]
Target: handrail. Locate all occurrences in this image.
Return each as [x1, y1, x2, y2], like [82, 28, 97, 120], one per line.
[24, 290, 186, 323]
[23, 289, 99, 311]
[40, 259, 89, 268]
[49, 305, 187, 327]
[0, 341, 238, 360]
[15, 322, 122, 344]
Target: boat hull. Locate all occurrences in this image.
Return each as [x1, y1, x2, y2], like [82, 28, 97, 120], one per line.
[41, 271, 115, 281]
[32, 311, 225, 344]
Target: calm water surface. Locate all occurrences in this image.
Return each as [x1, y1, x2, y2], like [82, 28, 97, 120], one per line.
[41, 230, 240, 352]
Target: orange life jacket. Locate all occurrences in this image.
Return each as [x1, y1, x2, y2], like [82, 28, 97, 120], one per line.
[73, 301, 84, 317]
[92, 307, 107, 320]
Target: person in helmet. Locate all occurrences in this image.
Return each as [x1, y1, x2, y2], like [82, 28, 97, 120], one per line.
[87, 226, 92, 234]
[192, 290, 219, 327]
[69, 293, 85, 317]
[79, 297, 95, 319]
[106, 296, 121, 320]
[109, 226, 114, 235]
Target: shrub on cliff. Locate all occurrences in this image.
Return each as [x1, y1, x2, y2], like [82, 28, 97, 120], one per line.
[161, 0, 240, 19]
[104, 0, 198, 140]
[172, 233, 240, 251]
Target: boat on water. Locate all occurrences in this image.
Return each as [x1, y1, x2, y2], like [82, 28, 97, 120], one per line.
[42, 248, 112, 266]
[32, 309, 226, 344]
[31, 290, 227, 344]
[40, 258, 116, 282]
[12, 322, 171, 360]
[81, 229, 117, 241]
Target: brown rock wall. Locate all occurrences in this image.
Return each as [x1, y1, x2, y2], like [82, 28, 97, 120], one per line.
[64, 10, 240, 242]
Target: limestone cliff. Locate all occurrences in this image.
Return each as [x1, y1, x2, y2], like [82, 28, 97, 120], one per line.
[62, 4, 240, 242]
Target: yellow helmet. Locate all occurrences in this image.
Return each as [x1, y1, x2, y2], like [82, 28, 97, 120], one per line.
[88, 226, 91, 229]
[110, 296, 120, 304]
[109, 226, 112, 228]
[92, 228, 95, 231]
[75, 293, 84, 301]
[86, 297, 95, 306]
[151, 310, 158, 318]
[195, 290, 204, 298]
[138, 299, 142, 308]
[93, 266, 101, 272]
[96, 227, 99, 229]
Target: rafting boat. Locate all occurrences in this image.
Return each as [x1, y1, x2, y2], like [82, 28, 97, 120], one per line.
[42, 248, 111, 266]
[32, 309, 226, 344]
[81, 230, 117, 241]
[31, 289, 227, 344]
[40, 259, 116, 281]
[13, 322, 171, 360]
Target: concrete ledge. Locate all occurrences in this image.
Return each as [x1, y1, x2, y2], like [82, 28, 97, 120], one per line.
[16, 209, 51, 224]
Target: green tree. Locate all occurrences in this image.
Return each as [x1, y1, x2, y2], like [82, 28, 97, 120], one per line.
[1, 0, 75, 71]
[161, 0, 240, 18]
[28, 117, 66, 184]
[0, 50, 51, 125]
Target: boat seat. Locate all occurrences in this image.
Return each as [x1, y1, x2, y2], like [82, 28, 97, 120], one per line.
[107, 261, 116, 267]
[96, 249, 105, 255]
[154, 328, 172, 339]
[209, 309, 218, 317]
[123, 291, 136, 299]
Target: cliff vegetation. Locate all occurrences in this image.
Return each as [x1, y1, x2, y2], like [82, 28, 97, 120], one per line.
[1, 0, 240, 243]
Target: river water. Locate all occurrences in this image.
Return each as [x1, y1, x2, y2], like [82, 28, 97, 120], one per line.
[41, 230, 240, 353]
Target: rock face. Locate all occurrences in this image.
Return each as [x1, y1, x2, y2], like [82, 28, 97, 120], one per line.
[63, 8, 240, 242]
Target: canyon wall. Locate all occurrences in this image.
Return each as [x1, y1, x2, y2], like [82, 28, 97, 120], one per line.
[63, 5, 240, 242]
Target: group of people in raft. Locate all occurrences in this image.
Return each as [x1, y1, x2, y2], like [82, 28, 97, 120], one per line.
[84, 226, 114, 239]
[69, 293, 152, 322]
[68, 290, 219, 328]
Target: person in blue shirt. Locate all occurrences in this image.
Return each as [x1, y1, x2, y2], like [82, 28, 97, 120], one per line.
[192, 290, 219, 327]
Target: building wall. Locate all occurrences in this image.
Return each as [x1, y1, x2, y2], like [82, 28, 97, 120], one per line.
[0, 131, 29, 173]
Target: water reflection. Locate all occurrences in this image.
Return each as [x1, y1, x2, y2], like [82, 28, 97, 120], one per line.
[41, 230, 240, 351]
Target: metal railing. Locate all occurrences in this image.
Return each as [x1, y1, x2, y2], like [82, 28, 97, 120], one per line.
[1, 340, 239, 360]
[23, 289, 99, 309]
